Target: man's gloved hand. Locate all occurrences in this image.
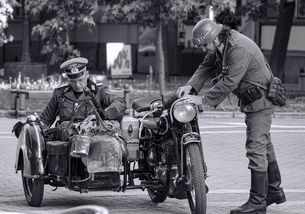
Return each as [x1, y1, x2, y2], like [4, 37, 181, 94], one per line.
[104, 106, 119, 120]
[176, 85, 193, 98]
[180, 95, 204, 106]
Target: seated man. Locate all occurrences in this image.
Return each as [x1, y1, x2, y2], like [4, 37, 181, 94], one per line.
[40, 57, 128, 169]
[40, 57, 126, 129]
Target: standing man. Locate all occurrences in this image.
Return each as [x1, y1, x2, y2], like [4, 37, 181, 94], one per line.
[40, 57, 126, 128]
[177, 19, 286, 214]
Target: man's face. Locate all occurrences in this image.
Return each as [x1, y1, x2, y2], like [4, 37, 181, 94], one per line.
[193, 37, 217, 53]
[201, 41, 217, 53]
[68, 72, 88, 92]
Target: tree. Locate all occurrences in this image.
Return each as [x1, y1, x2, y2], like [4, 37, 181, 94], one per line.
[101, 0, 235, 94]
[0, 0, 18, 46]
[100, 0, 202, 94]
[236, 0, 295, 81]
[269, 0, 295, 81]
[25, 0, 98, 65]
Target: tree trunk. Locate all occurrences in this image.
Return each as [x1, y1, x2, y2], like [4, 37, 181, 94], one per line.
[156, 22, 165, 95]
[21, 0, 31, 63]
[269, 0, 295, 81]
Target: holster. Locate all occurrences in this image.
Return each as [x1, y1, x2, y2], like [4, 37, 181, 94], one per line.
[237, 86, 263, 105]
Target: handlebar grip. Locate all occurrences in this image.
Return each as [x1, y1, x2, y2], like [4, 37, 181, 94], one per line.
[136, 106, 151, 112]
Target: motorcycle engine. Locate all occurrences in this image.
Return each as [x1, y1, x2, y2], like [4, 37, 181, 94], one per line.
[155, 164, 168, 185]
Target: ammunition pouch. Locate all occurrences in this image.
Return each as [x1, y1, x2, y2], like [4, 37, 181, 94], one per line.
[237, 86, 263, 105]
[267, 77, 287, 107]
[43, 127, 70, 142]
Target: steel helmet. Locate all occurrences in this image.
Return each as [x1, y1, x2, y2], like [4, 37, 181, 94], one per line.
[192, 18, 223, 48]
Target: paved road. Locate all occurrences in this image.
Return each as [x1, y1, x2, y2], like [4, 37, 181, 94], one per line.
[0, 116, 304, 214]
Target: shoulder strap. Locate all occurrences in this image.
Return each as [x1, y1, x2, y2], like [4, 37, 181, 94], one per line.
[222, 38, 230, 73]
[54, 86, 70, 125]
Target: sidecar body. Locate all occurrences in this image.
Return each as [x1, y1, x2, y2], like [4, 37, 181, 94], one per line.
[13, 116, 124, 207]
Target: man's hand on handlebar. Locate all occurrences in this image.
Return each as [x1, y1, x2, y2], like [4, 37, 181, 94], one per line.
[180, 95, 204, 106]
[176, 85, 193, 98]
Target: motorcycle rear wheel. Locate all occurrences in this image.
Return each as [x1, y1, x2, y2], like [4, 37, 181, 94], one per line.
[22, 170, 44, 207]
[185, 143, 207, 214]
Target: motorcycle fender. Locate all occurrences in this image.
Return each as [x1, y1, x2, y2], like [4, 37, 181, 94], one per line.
[15, 123, 45, 177]
[181, 132, 207, 174]
[181, 132, 202, 147]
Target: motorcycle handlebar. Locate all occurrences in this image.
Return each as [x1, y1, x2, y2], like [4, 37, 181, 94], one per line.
[136, 106, 151, 112]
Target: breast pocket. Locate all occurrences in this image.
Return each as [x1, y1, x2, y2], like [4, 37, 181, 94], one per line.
[59, 100, 74, 120]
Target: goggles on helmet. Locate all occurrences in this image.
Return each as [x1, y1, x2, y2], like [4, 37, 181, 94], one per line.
[192, 37, 208, 48]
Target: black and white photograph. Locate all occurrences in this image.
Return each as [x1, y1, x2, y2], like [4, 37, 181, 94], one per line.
[0, 0, 304, 213]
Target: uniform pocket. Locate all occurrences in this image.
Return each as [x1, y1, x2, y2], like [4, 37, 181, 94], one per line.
[59, 100, 75, 119]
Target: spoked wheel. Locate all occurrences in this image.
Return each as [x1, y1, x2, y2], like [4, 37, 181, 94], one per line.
[21, 170, 44, 207]
[185, 143, 207, 214]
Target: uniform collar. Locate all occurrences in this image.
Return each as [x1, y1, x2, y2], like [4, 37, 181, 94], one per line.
[87, 79, 97, 93]
[63, 79, 97, 101]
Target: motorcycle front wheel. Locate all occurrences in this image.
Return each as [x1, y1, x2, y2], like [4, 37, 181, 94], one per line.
[185, 143, 207, 214]
[22, 170, 44, 207]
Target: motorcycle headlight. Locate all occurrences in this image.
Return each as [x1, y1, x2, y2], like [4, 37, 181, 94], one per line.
[173, 103, 196, 123]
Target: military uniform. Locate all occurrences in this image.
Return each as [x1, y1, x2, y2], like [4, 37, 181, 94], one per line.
[186, 19, 285, 213]
[40, 79, 126, 127]
[40, 57, 126, 128]
[186, 29, 276, 172]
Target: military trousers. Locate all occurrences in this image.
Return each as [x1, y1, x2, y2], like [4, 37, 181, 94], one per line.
[244, 107, 277, 172]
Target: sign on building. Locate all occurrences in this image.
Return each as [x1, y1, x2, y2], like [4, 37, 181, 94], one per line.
[106, 43, 132, 78]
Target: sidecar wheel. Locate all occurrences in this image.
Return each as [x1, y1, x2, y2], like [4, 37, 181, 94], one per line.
[185, 143, 207, 214]
[148, 187, 169, 203]
[21, 171, 44, 207]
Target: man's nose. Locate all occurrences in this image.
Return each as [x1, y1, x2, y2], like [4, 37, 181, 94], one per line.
[76, 82, 82, 87]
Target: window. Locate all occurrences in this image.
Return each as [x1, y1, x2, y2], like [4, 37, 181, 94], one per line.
[297, 0, 305, 19]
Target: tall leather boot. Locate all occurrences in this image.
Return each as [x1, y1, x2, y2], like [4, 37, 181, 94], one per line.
[266, 161, 286, 206]
[230, 171, 267, 214]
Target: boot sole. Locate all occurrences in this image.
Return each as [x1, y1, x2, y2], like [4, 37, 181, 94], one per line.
[275, 197, 287, 204]
[267, 197, 287, 206]
[230, 209, 266, 214]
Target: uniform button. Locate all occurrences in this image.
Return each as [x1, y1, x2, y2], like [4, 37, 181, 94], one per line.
[74, 103, 78, 111]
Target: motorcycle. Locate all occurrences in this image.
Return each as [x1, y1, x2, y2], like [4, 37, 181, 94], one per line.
[13, 92, 208, 214]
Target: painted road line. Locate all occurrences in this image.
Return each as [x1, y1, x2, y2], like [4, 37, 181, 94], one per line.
[199, 125, 305, 130]
[200, 125, 305, 129]
[202, 123, 305, 129]
[199, 130, 305, 134]
[208, 201, 305, 207]
[0, 136, 15, 139]
[209, 189, 305, 194]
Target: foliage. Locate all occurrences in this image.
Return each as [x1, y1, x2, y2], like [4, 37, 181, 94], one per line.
[0, 0, 18, 46]
[237, 0, 279, 22]
[25, 0, 98, 65]
[100, 0, 208, 26]
[100, 0, 237, 94]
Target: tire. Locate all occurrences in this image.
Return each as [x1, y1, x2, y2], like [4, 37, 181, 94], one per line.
[185, 143, 207, 214]
[148, 186, 169, 203]
[21, 170, 44, 207]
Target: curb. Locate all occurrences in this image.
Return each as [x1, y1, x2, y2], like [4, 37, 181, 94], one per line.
[1, 109, 305, 119]
[198, 111, 305, 119]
